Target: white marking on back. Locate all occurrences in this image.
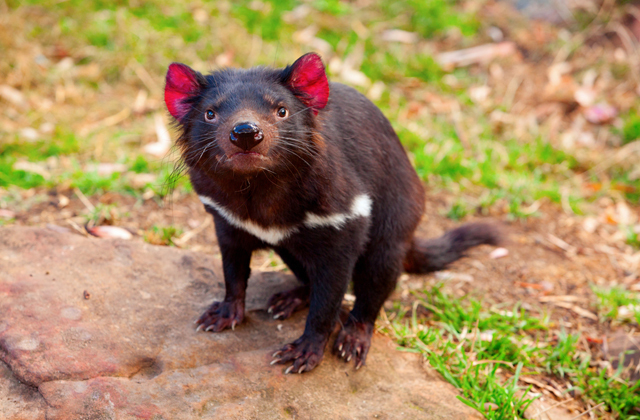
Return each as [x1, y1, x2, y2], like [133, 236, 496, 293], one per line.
[199, 193, 373, 245]
[199, 195, 297, 245]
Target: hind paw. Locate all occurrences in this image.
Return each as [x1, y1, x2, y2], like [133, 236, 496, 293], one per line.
[267, 286, 310, 320]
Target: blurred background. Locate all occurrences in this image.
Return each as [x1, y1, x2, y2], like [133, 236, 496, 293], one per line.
[2, 1, 640, 418]
[1, 0, 638, 242]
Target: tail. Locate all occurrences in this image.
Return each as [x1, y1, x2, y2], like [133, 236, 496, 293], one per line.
[403, 223, 501, 274]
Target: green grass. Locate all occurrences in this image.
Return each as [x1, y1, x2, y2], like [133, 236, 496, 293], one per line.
[626, 226, 640, 248]
[3, 0, 637, 220]
[384, 285, 546, 419]
[593, 286, 640, 325]
[144, 224, 183, 246]
[620, 111, 640, 145]
[384, 284, 640, 419]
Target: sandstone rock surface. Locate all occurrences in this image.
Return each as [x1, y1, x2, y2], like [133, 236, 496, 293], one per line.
[0, 226, 480, 419]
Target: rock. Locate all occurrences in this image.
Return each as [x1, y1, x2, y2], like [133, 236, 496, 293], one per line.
[0, 361, 47, 420]
[0, 226, 481, 419]
[605, 332, 640, 382]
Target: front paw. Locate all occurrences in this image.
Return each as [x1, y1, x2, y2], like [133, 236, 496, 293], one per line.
[270, 334, 327, 374]
[333, 319, 373, 370]
[195, 300, 244, 332]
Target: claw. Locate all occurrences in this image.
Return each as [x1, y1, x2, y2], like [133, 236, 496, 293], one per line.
[341, 350, 346, 358]
[194, 319, 200, 325]
[347, 354, 352, 362]
[231, 320, 236, 330]
[298, 365, 305, 374]
[272, 351, 282, 358]
[273, 314, 280, 320]
[285, 365, 294, 375]
[205, 325, 214, 332]
[356, 347, 361, 356]
[270, 359, 279, 365]
[338, 344, 343, 352]
[268, 306, 273, 314]
[196, 324, 204, 332]
[356, 361, 363, 370]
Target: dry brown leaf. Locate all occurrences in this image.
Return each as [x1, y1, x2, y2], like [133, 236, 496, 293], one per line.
[519, 377, 564, 399]
[436, 42, 516, 69]
[549, 301, 598, 320]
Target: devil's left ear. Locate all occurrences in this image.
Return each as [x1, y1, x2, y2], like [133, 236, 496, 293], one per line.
[164, 63, 205, 120]
[281, 53, 329, 115]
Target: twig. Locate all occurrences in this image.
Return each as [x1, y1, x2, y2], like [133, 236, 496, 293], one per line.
[173, 217, 212, 246]
[74, 188, 95, 212]
[461, 318, 480, 377]
[578, 141, 640, 178]
[131, 61, 161, 93]
[65, 218, 87, 236]
[568, 402, 604, 420]
[472, 360, 514, 368]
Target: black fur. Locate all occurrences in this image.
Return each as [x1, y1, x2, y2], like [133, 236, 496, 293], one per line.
[164, 53, 498, 373]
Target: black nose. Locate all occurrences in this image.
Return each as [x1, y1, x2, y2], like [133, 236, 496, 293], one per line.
[230, 122, 264, 151]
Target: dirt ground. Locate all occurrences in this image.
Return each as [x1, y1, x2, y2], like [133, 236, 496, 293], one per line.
[7, 185, 639, 411]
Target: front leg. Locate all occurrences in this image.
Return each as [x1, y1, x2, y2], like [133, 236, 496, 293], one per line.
[271, 250, 355, 373]
[195, 242, 251, 333]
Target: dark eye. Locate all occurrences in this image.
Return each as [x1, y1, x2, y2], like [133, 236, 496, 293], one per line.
[276, 107, 288, 118]
[204, 110, 216, 122]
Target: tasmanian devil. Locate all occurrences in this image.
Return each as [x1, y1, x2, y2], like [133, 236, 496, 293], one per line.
[163, 53, 498, 374]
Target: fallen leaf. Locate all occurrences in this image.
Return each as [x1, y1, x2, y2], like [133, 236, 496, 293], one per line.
[574, 87, 596, 107]
[19, 127, 39, 141]
[586, 336, 603, 344]
[584, 103, 617, 125]
[539, 295, 583, 303]
[0, 84, 28, 109]
[86, 225, 133, 240]
[13, 160, 50, 178]
[490, 247, 509, 259]
[436, 42, 517, 69]
[549, 301, 598, 320]
[522, 395, 574, 420]
[381, 29, 418, 44]
[483, 402, 499, 411]
[0, 209, 16, 219]
[434, 271, 474, 282]
[85, 163, 127, 176]
[520, 377, 564, 399]
[582, 217, 599, 233]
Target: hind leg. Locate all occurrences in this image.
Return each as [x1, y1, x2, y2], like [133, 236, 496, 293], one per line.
[267, 248, 311, 320]
[333, 243, 404, 369]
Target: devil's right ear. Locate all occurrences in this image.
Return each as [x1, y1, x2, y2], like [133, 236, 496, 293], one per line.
[164, 63, 205, 120]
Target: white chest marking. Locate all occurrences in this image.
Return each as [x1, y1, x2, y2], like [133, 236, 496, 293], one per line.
[198, 193, 373, 245]
[303, 194, 372, 229]
[198, 195, 297, 245]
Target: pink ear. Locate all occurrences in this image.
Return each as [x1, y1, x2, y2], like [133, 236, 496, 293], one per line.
[283, 53, 329, 114]
[164, 63, 202, 120]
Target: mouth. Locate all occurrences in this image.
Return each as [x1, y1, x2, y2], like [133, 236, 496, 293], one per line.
[227, 151, 267, 160]
[222, 151, 270, 172]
